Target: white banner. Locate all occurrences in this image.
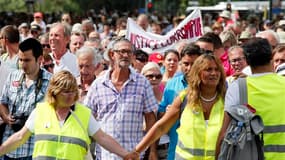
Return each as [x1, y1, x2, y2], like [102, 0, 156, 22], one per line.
[126, 9, 203, 54]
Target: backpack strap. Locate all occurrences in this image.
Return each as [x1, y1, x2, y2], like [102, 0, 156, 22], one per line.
[237, 78, 248, 105]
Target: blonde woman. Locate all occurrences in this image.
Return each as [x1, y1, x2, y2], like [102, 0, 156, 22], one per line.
[0, 71, 138, 160]
[134, 54, 226, 160]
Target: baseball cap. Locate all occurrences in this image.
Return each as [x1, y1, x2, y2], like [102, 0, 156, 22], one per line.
[31, 24, 41, 31]
[34, 12, 43, 18]
[149, 52, 164, 64]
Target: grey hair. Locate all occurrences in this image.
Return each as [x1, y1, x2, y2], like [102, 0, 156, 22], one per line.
[228, 45, 243, 54]
[141, 62, 161, 75]
[50, 22, 71, 37]
[76, 46, 102, 66]
[256, 30, 280, 44]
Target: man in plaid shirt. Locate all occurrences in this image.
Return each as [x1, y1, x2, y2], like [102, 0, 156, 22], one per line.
[84, 38, 158, 160]
[0, 38, 51, 159]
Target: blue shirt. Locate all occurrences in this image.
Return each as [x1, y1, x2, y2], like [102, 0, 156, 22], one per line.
[158, 74, 188, 160]
[0, 69, 51, 158]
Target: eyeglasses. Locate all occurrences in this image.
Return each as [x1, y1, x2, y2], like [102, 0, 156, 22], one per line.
[229, 57, 246, 64]
[113, 49, 133, 56]
[43, 63, 54, 70]
[145, 74, 162, 80]
[42, 44, 50, 49]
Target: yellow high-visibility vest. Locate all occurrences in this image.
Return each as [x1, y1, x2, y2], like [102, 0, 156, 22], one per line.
[247, 74, 285, 159]
[33, 102, 91, 160]
[176, 91, 224, 160]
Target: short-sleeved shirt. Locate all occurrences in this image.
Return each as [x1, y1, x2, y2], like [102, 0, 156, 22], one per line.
[84, 67, 157, 160]
[51, 50, 80, 77]
[225, 73, 272, 111]
[158, 74, 188, 160]
[0, 69, 51, 158]
[0, 53, 19, 71]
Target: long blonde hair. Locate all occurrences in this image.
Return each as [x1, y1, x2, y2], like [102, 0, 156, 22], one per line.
[185, 54, 226, 112]
[45, 70, 79, 106]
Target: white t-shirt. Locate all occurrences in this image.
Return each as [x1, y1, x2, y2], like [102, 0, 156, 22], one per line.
[25, 108, 100, 136]
[51, 50, 80, 77]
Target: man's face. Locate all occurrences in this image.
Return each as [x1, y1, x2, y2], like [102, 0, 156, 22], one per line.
[273, 51, 285, 70]
[111, 41, 134, 69]
[180, 54, 199, 74]
[78, 54, 96, 82]
[49, 25, 69, 55]
[69, 35, 84, 53]
[195, 41, 214, 53]
[228, 47, 247, 72]
[18, 50, 39, 75]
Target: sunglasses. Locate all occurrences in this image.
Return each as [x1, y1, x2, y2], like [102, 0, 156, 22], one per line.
[43, 63, 54, 70]
[145, 74, 162, 80]
[42, 44, 50, 49]
[136, 57, 148, 63]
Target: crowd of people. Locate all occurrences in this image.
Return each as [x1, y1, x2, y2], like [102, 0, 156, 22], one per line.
[0, 7, 285, 160]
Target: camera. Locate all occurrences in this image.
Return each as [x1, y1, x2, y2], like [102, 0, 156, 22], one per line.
[11, 113, 28, 132]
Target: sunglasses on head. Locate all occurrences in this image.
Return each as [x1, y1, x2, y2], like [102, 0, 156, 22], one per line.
[42, 44, 50, 49]
[145, 74, 162, 80]
[200, 49, 213, 55]
[43, 63, 54, 70]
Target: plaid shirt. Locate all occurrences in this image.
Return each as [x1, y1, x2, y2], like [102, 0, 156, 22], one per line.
[84, 68, 157, 160]
[0, 69, 51, 158]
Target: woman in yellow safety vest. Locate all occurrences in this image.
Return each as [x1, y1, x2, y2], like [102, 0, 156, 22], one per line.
[134, 53, 226, 160]
[0, 70, 138, 160]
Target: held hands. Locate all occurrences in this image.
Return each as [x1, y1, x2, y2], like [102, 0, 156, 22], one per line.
[123, 151, 140, 160]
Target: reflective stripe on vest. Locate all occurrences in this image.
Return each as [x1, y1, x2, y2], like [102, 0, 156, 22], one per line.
[177, 140, 215, 156]
[247, 74, 285, 159]
[264, 125, 285, 133]
[35, 134, 88, 151]
[264, 145, 285, 152]
[33, 156, 61, 160]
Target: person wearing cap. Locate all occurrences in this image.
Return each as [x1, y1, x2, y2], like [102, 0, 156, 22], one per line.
[84, 38, 157, 160]
[30, 24, 42, 39]
[18, 23, 29, 42]
[217, 10, 234, 28]
[217, 38, 285, 160]
[132, 49, 149, 73]
[149, 52, 164, 67]
[31, 12, 46, 34]
[238, 30, 253, 44]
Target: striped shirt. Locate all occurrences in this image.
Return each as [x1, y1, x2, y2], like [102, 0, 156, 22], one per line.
[84, 68, 157, 160]
[0, 69, 51, 158]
